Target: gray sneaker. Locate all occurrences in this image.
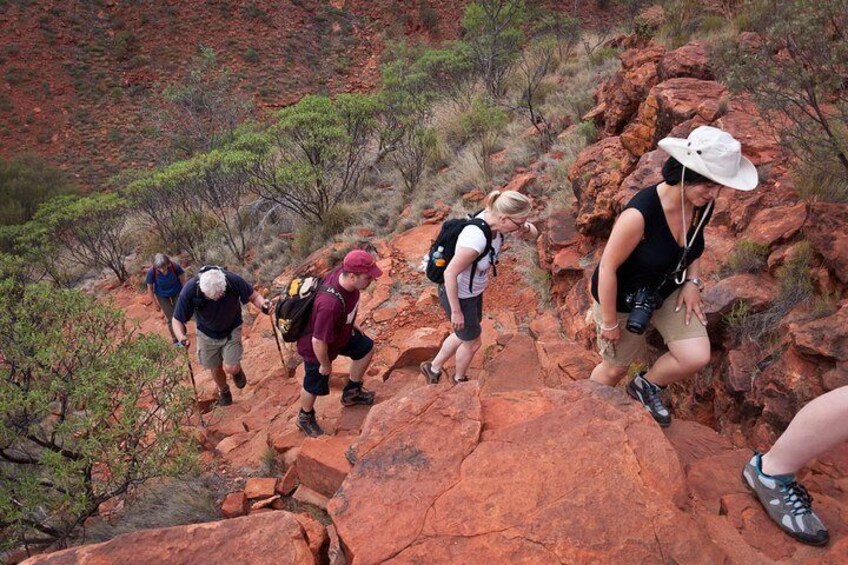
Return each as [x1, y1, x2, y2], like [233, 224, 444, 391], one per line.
[742, 452, 829, 546]
[420, 361, 442, 384]
[626, 372, 671, 427]
[296, 409, 324, 438]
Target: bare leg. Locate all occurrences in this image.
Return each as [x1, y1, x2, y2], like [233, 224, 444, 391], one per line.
[761, 386, 848, 476]
[454, 337, 481, 381]
[223, 362, 241, 377]
[210, 365, 228, 390]
[431, 334, 463, 373]
[300, 389, 317, 412]
[348, 347, 374, 384]
[590, 361, 629, 386]
[646, 337, 710, 387]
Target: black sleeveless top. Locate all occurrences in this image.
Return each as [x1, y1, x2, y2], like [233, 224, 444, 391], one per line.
[590, 185, 713, 312]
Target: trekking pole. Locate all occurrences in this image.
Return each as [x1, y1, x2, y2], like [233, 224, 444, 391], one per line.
[266, 298, 287, 372]
[181, 340, 206, 428]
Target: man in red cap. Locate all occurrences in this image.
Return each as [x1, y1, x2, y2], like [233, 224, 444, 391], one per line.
[295, 249, 382, 437]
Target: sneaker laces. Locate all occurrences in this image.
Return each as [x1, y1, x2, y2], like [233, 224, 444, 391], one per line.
[643, 380, 667, 413]
[783, 481, 814, 516]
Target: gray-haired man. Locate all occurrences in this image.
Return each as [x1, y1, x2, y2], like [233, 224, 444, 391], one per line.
[172, 267, 271, 406]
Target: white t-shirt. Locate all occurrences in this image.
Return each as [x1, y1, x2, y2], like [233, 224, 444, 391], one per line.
[455, 211, 502, 298]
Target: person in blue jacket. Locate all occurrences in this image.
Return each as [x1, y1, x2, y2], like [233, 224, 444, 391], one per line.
[146, 253, 185, 344]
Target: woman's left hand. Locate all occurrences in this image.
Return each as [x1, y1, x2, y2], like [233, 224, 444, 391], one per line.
[676, 283, 707, 326]
[522, 222, 539, 240]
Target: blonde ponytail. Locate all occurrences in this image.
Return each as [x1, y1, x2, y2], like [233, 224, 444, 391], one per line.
[485, 189, 531, 217]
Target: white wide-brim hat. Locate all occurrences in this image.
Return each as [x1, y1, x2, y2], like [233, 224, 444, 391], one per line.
[658, 125, 758, 191]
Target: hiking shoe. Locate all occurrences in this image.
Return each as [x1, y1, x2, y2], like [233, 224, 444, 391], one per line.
[218, 387, 233, 407]
[742, 453, 829, 546]
[341, 385, 375, 407]
[626, 372, 671, 427]
[232, 369, 247, 389]
[420, 361, 442, 384]
[296, 410, 324, 438]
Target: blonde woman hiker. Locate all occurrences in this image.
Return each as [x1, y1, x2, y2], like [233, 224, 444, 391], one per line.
[421, 190, 539, 385]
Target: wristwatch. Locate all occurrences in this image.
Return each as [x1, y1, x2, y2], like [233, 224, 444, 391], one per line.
[685, 277, 704, 290]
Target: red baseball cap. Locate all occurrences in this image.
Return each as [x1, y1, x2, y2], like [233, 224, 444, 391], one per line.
[343, 249, 382, 278]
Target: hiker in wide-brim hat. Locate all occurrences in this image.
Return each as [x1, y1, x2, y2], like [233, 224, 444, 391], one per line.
[588, 125, 758, 427]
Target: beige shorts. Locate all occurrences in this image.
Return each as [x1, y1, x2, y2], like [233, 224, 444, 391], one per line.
[196, 326, 244, 369]
[594, 288, 708, 367]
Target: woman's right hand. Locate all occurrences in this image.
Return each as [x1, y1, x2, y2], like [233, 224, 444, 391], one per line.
[451, 311, 465, 332]
[600, 325, 620, 343]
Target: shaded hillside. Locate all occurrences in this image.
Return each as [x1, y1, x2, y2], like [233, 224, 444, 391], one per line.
[0, 0, 620, 188]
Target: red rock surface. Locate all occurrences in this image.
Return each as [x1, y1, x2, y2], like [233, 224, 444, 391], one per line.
[297, 436, 354, 498]
[21, 511, 322, 565]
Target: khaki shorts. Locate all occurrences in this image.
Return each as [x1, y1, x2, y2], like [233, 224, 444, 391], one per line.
[594, 288, 708, 367]
[196, 326, 244, 369]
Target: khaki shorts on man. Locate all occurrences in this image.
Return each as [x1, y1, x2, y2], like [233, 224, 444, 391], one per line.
[196, 326, 244, 369]
[594, 288, 707, 366]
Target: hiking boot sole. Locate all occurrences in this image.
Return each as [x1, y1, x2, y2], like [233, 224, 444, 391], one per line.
[341, 396, 375, 407]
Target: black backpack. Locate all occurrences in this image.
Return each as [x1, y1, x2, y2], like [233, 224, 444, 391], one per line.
[425, 213, 500, 293]
[274, 276, 345, 343]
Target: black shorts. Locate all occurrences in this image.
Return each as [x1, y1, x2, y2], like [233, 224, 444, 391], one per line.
[439, 285, 483, 341]
[303, 331, 374, 396]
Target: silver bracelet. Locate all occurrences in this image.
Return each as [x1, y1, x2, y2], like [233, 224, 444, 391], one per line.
[600, 322, 619, 331]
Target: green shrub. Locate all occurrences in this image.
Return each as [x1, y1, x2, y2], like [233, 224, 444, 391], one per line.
[0, 154, 79, 226]
[725, 239, 769, 274]
[113, 30, 138, 61]
[589, 47, 617, 66]
[243, 47, 259, 64]
[0, 280, 197, 552]
[793, 158, 848, 203]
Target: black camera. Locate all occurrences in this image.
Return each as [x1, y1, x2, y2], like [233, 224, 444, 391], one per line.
[624, 287, 664, 335]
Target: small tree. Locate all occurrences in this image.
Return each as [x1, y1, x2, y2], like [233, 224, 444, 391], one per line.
[157, 46, 253, 158]
[245, 94, 379, 224]
[461, 96, 508, 178]
[124, 165, 215, 263]
[717, 0, 848, 176]
[0, 278, 196, 553]
[461, 0, 526, 98]
[181, 149, 258, 263]
[510, 35, 559, 149]
[31, 193, 135, 283]
[389, 126, 438, 193]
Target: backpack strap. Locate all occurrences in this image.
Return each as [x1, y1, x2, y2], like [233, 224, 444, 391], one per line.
[317, 285, 346, 309]
[465, 218, 494, 294]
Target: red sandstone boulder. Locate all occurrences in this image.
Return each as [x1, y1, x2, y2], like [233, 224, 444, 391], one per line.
[244, 477, 278, 500]
[481, 333, 544, 393]
[805, 203, 848, 284]
[569, 136, 638, 238]
[658, 41, 714, 81]
[502, 171, 537, 193]
[383, 326, 449, 378]
[221, 491, 248, 519]
[390, 224, 441, 261]
[297, 435, 354, 498]
[742, 203, 807, 246]
[545, 208, 579, 250]
[590, 43, 666, 136]
[701, 273, 779, 325]
[621, 78, 727, 158]
[329, 382, 728, 564]
[22, 511, 323, 565]
[790, 304, 848, 362]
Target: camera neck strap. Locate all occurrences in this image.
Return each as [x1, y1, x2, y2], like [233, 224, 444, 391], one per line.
[671, 168, 714, 285]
